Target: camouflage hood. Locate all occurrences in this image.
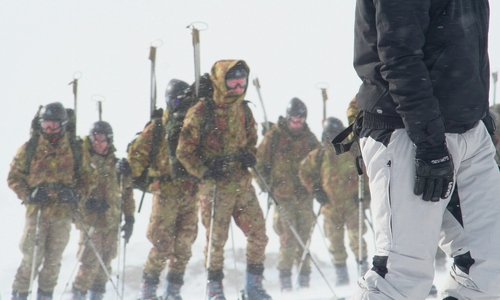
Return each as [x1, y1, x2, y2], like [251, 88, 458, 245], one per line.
[210, 60, 250, 107]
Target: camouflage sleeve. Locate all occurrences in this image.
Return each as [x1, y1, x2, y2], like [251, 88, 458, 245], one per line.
[127, 123, 154, 178]
[76, 145, 97, 201]
[299, 149, 321, 194]
[347, 97, 358, 125]
[253, 129, 275, 189]
[177, 104, 207, 179]
[245, 108, 258, 155]
[7, 142, 31, 201]
[121, 173, 136, 218]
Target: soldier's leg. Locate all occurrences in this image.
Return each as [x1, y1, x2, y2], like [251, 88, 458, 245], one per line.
[323, 203, 350, 286]
[294, 199, 314, 280]
[273, 200, 298, 273]
[12, 212, 48, 294]
[164, 193, 198, 298]
[233, 185, 270, 299]
[90, 228, 118, 299]
[73, 229, 105, 293]
[37, 217, 71, 296]
[142, 195, 180, 299]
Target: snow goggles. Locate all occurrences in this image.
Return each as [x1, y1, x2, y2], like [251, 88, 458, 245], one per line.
[40, 120, 62, 131]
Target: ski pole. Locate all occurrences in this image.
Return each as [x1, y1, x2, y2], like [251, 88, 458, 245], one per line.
[58, 212, 102, 300]
[204, 179, 218, 299]
[252, 167, 341, 300]
[295, 204, 323, 289]
[116, 174, 124, 300]
[70, 204, 122, 299]
[252, 77, 270, 135]
[68, 71, 81, 132]
[28, 204, 43, 300]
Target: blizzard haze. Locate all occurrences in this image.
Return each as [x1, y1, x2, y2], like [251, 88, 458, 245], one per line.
[1, 1, 500, 299]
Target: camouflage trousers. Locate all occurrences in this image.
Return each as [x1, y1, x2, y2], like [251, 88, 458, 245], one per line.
[12, 211, 72, 294]
[73, 222, 119, 293]
[199, 182, 268, 272]
[322, 200, 367, 265]
[144, 192, 199, 276]
[273, 197, 314, 274]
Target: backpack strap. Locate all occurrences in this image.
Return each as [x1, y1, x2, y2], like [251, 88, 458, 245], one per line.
[68, 135, 83, 181]
[149, 117, 164, 168]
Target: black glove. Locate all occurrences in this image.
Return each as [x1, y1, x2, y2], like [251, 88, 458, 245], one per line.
[115, 158, 132, 177]
[414, 144, 454, 201]
[27, 186, 49, 205]
[240, 152, 256, 168]
[58, 187, 78, 203]
[203, 159, 226, 180]
[121, 216, 135, 243]
[85, 198, 110, 213]
[313, 184, 329, 205]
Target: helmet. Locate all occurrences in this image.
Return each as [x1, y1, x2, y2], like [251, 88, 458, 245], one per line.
[39, 102, 68, 125]
[165, 79, 189, 112]
[286, 97, 307, 119]
[89, 121, 114, 144]
[322, 117, 345, 142]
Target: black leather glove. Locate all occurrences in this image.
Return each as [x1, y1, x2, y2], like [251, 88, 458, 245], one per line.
[240, 152, 256, 168]
[313, 184, 329, 205]
[115, 158, 132, 177]
[27, 186, 49, 205]
[85, 198, 110, 213]
[58, 187, 78, 203]
[121, 216, 135, 243]
[414, 144, 454, 201]
[203, 159, 226, 180]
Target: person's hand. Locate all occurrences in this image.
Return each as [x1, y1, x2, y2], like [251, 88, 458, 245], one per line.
[240, 152, 256, 168]
[58, 187, 78, 203]
[414, 144, 454, 201]
[203, 159, 226, 180]
[313, 184, 329, 205]
[121, 216, 135, 243]
[85, 198, 110, 213]
[115, 158, 132, 177]
[27, 186, 49, 204]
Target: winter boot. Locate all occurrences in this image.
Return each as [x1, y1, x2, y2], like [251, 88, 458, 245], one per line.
[278, 270, 292, 292]
[11, 291, 28, 300]
[88, 285, 105, 300]
[206, 270, 225, 300]
[36, 289, 53, 300]
[357, 258, 369, 275]
[298, 273, 310, 289]
[71, 285, 87, 300]
[163, 272, 184, 300]
[334, 263, 349, 286]
[141, 272, 160, 300]
[245, 264, 272, 300]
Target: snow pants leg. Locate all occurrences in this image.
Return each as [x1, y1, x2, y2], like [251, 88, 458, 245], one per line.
[12, 213, 72, 294]
[353, 124, 500, 300]
[199, 182, 268, 272]
[273, 197, 314, 274]
[143, 192, 198, 276]
[73, 227, 117, 292]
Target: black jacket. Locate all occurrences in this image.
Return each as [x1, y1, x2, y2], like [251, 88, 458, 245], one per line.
[354, 0, 491, 147]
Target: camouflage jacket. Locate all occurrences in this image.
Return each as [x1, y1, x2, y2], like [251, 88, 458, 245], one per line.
[177, 60, 257, 191]
[128, 110, 197, 198]
[8, 133, 97, 218]
[255, 116, 319, 199]
[299, 143, 369, 205]
[77, 137, 135, 231]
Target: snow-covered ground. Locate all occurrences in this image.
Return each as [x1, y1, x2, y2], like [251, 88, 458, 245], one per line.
[0, 186, 449, 300]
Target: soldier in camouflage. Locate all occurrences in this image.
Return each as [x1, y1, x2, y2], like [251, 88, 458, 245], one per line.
[299, 116, 369, 286]
[176, 60, 271, 300]
[71, 121, 135, 300]
[128, 79, 199, 300]
[254, 97, 319, 291]
[8, 102, 97, 300]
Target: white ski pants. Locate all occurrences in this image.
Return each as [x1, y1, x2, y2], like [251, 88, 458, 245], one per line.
[353, 123, 500, 300]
